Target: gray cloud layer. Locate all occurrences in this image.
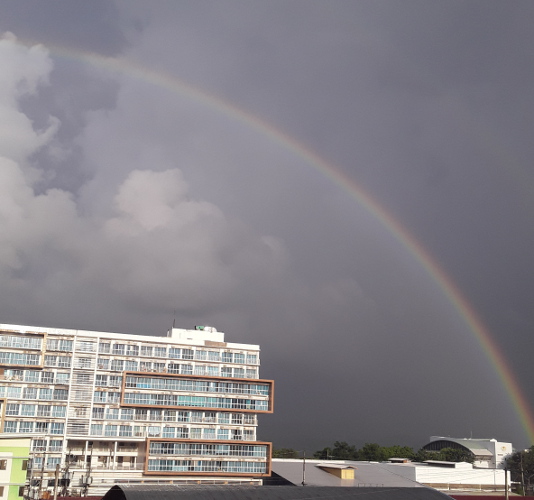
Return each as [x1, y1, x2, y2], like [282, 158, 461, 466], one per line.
[1, 1, 533, 451]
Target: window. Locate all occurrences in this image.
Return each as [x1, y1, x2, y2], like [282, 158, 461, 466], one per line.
[0, 334, 42, 349]
[23, 387, 37, 400]
[37, 406, 51, 417]
[222, 352, 233, 363]
[6, 386, 21, 398]
[35, 422, 49, 433]
[109, 375, 122, 387]
[246, 353, 258, 365]
[203, 428, 216, 440]
[50, 422, 64, 434]
[47, 406, 64, 418]
[126, 345, 139, 356]
[91, 424, 103, 435]
[141, 346, 153, 357]
[234, 353, 245, 364]
[92, 407, 105, 419]
[3, 421, 17, 433]
[106, 408, 119, 420]
[57, 356, 72, 368]
[99, 342, 111, 353]
[98, 357, 110, 370]
[108, 392, 121, 403]
[42, 354, 55, 367]
[147, 426, 160, 437]
[125, 360, 138, 371]
[32, 439, 46, 451]
[53, 389, 68, 400]
[105, 425, 118, 436]
[153, 362, 165, 372]
[47, 457, 61, 468]
[6, 404, 20, 416]
[24, 370, 40, 382]
[217, 429, 230, 440]
[195, 350, 207, 360]
[121, 409, 134, 420]
[47, 339, 73, 351]
[112, 344, 126, 355]
[0, 352, 40, 366]
[0, 460, 7, 470]
[21, 404, 36, 416]
[93, 391, 108, 403]
[56, 372, 70, 384]
[20, 421, 34, 433]
[208, 351, 221, 361]
[39, 388, 53, 400]
[154, 346, 167, 357]
[76, 357, 91, 368]
[78, 341, 95, 352]
[119, 425, 132, 437]
[111, 359, 124, 371]
[49, 440, 62, 452]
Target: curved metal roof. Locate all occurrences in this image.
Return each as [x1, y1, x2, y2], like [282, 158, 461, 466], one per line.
[102, 484, 452, 500]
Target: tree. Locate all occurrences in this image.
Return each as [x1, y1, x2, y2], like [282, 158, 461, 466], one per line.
[331, 441, 359, 460]
[506, 446, 534, 495]
[381, 445, 415, 461]
[313, 447, 333, 460]
[360, 443, 387, 462]
[272, 448, 300, 458]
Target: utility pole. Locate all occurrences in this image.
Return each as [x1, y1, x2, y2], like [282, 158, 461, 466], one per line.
[301, 451, 306, 486]
[505, 467, 509, 500]
[53, 464, 60, 500]
[39, 453, 46, 500]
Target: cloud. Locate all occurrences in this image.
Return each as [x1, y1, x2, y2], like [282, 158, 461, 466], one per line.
[0, 32, 290, 323]
[0, 33, 59, 166]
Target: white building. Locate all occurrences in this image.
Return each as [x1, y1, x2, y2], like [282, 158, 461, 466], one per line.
[0, 323, 274, 496]
[382, 460, 510, 493]
[422, 436, 512, 468]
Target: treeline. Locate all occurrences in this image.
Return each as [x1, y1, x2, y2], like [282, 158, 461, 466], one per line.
[273, 441, 474, 463]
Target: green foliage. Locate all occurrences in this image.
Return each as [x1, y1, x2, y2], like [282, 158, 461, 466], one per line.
[506, 446, 534, 494]
[313, 442, 476, 464]
[272, 448, 300, 458]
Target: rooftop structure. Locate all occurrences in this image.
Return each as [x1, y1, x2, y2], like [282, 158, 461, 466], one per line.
[422, 436, 512, 468]
[102, 484, 452, 500]
[0, 323, 274, 496]
[270, 458, 510, 494]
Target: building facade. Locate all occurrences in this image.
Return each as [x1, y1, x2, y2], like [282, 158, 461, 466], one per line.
[0, 323, 273, 496]
[422, 436, 512, 469]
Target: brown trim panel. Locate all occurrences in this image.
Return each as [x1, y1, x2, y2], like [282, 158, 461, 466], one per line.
[144, 438, 272, 477]
[120, 372, 274, 413]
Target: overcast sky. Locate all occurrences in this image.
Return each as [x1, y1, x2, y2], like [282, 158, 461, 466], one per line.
[1, 0, 533, 452]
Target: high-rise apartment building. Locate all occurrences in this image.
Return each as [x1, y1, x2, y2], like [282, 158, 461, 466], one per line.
[0, 323, 273, 496]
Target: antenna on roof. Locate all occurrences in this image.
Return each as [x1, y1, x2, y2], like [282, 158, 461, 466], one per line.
[172, 309, 176, 329]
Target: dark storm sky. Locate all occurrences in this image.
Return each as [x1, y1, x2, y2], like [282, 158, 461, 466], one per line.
[1, 0, 533, 452]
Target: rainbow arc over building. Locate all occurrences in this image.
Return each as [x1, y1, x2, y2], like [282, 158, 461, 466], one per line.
[13, 36, 534, 445]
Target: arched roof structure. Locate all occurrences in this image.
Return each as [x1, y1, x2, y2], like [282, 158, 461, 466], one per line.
[102, 484, 452, 500]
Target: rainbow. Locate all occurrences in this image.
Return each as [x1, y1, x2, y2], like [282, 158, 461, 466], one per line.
[12, 36, 534, 445]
